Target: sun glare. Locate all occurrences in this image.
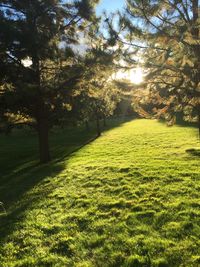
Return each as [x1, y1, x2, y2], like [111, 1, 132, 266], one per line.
[21, 58, 32, 67]
[129, 68, 144, 84]
[115, 68, 144, 84]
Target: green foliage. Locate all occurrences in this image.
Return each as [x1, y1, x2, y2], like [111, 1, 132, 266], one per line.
[0, 0, 98, 118]
[0, 119, 199, 266]
[71, 39, 121, 135]
[0, 0, 100, 162]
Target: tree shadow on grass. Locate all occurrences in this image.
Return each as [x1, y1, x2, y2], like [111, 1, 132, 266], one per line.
[158, 117, 198, 129]
[0, 133, 97, 244]
[0, 158, 66, 242]
[0, 116, 134, 208]
[0, 116, 135, 243]
[185, 148, 200, 157]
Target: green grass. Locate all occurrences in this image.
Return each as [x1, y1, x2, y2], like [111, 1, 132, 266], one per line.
[0, 119, 200, 267]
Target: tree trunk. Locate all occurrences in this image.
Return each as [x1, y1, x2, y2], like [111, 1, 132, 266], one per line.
[85, 121, 90, 131]
[5, 124, 12, 136]
[103, 116, 107, 127]
[37, 116, 51, 164]
[96, 115, 101, 137]
[31, 42, 50, 163]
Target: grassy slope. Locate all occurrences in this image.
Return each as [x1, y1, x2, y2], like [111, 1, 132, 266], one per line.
[0, 119, 199, 267]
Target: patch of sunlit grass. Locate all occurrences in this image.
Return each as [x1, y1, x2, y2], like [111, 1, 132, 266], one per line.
[0, 119, 199, 266]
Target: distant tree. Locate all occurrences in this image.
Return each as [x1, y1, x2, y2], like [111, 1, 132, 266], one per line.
[75, 42, 121, 136]
[0, 0, 99, 163]
[119, 0, 200, 133]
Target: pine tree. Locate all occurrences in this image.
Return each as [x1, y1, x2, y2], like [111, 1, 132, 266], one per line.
[75, 38, 121, 136]
[120, 0, 200, 133]
[0, 0, 99, 163]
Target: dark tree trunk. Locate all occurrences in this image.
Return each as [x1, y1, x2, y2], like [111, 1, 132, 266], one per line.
[36, 97, 50, 163]
[96, 115, 101, 137]
[72, 120, 76, 127]
[32, 53, 50, 163]
[103, 116, 107, 127]
[5, 124, 12, 136]
[85, 121, 90, 131]
[37, 116, 51, 163]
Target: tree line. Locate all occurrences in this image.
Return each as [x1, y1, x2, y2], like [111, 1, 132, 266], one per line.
[0, 0, 199, 163]
[0, 0, 126, 163]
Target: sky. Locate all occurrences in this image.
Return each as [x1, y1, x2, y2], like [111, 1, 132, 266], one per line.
[96, 1, 145, 83]
[96, 0, 125, 16]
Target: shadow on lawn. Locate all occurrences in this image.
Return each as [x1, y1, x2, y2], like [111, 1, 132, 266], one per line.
[0, 116, 134, 207]
[186, 148, 200, 157]
[0, 140, 93, 243]
[0, 160, 65, 243]
[158, 117, 198, 129]
[0, 116, 135, 242]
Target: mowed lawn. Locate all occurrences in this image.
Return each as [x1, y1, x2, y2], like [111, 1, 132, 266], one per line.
[0, 119, 200, 267]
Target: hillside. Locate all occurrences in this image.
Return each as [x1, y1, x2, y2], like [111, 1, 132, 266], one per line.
[0, 119, 199, 267]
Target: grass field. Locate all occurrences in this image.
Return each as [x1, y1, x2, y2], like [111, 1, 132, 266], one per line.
[0, 119, 200, 267]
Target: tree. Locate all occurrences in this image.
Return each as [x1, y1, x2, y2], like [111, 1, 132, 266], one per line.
[119, 0, 200, 133]
[74, 41, 121, 136]
[0, 0, 99, 163]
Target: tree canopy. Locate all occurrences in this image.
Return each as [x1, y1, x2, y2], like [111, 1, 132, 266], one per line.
[118, 0, 200, 130]
[0, 0, 100, 162]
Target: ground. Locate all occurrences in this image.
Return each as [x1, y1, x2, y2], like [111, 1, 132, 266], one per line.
[0, 119, 199, 267]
